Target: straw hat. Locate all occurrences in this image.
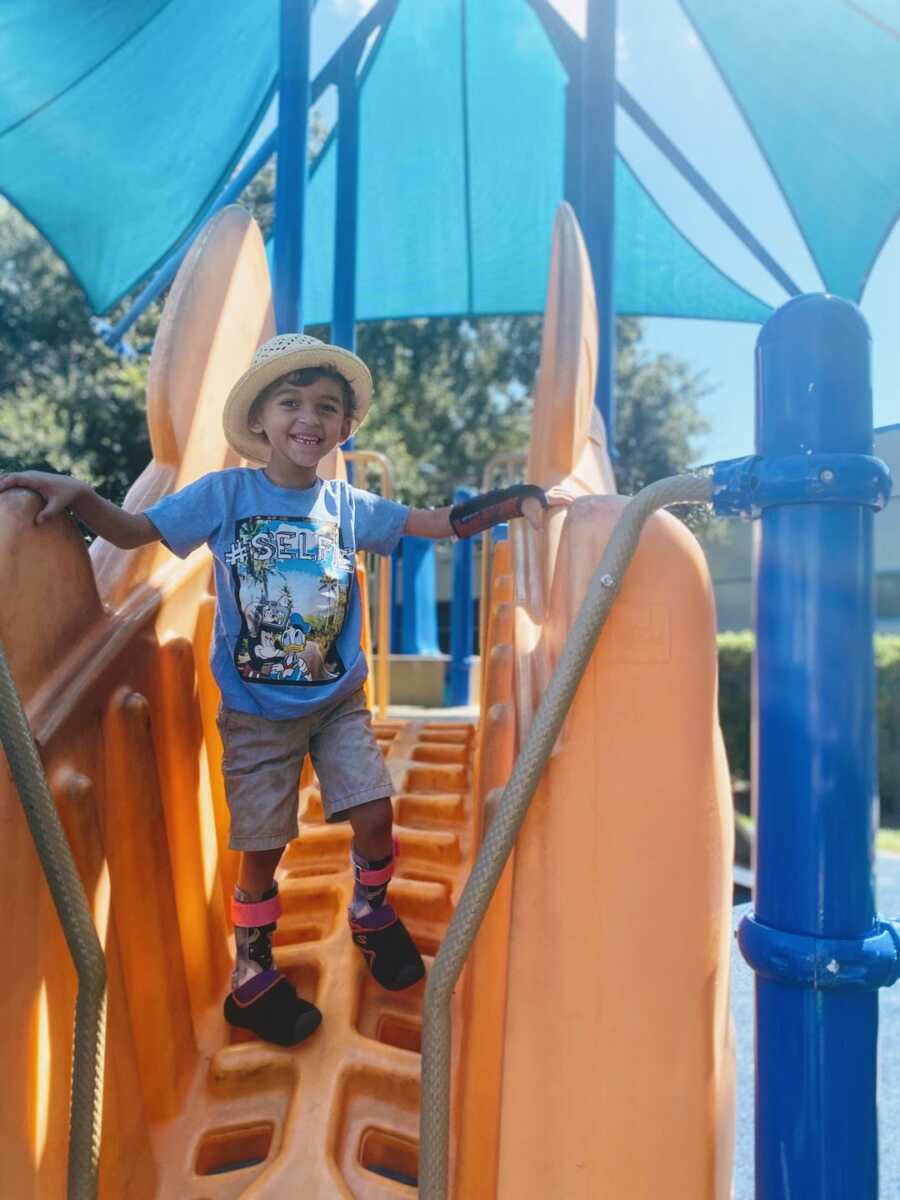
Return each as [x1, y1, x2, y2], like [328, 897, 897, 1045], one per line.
[223, 333, 374, 463]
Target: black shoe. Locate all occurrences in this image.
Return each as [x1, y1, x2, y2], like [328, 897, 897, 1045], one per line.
[350, 904, 426, 991]
[224, 969, 322, 1046]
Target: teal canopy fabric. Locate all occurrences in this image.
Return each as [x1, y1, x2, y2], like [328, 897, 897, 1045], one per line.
[287, 0, 770, 326]
[680, 0, 900, 301]
[1, 0, 894, 323]
[0, 0, 278, 311]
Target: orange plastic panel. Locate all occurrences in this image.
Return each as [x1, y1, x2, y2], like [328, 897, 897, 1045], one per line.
[91, 204, 275, 611]
[490, 497, 735, 1199]
[527, 203, 616, 596]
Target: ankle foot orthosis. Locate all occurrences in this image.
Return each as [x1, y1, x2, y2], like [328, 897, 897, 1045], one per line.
[449, 484, 548, 539]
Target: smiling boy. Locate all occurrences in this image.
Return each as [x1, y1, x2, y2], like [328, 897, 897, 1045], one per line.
[0, 333, 570, 1046]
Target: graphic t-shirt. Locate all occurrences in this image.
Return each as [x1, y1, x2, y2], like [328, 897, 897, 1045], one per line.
[145, 469, 408, 719]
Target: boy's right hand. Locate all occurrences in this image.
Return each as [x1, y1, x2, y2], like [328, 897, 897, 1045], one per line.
[0, 470, 87, 525]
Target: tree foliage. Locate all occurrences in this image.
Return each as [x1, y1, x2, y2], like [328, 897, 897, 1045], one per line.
[350, 317, 538, 506]
[348, 314, 710, 512]
[0, 198, 156, 503]
[613, 318, 710, 494]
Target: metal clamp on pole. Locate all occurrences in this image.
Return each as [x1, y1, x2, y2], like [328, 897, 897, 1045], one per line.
[711, 452, 892, 519]
[738, 912, 900, 992]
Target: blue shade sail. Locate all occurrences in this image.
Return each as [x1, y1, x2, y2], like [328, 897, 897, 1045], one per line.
[0, 0, 279, 312]
[681, 0, 900, 301]
[0, 1, 169, 132]
[1, 0, 788, 322]
[613, 158, 771, 322]
[280, 0, 771, 325]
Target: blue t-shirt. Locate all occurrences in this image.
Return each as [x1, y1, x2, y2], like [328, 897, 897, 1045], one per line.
[145, 468, 408, 719]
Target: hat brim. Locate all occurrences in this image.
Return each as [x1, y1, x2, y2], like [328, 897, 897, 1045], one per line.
[223, 344, 373, 464]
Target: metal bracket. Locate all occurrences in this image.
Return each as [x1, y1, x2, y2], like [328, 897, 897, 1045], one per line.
[89, 316, 136, 359]
[738, 911, 900, 992]
[711, 452, 892, 519]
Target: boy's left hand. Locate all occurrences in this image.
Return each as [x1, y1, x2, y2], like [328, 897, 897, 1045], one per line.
[521, 486, 575, 532]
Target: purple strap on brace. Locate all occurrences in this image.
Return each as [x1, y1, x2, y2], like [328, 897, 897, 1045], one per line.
[349, 903, 398, 932]
[231, 968, 283, 1006]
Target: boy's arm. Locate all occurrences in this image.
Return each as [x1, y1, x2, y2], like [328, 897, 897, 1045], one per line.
[0, 471, 160, 549]
[404, 506, 454, 539]
[404, 484, 573, 541]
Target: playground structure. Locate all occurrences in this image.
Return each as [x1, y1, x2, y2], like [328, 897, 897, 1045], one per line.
[5, 187, 893, 1200]
[0, 197, 743, 1197]
[0, 3, 898, 1198]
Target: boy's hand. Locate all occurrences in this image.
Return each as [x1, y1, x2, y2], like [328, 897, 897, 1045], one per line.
[0, 470, 157, 549]
[521, 485, 575, 532]
[0, 470, 87, 525]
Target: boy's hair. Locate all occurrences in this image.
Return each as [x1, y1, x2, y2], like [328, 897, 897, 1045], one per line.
[250, 365, 357, 425]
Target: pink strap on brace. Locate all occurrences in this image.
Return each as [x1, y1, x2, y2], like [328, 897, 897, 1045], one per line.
[231, 892, 283, 928]
[354, 836, 400, 887]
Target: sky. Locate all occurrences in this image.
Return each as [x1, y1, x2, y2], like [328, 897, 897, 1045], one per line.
[286, 0, 900, 464]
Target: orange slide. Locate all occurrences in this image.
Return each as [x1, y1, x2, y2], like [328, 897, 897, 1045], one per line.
[0, 203, 733, 1197]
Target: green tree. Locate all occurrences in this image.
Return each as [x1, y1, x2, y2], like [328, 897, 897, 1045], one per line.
[613, 317, 710, 494]
[350, 314, 710, 510]
[352, 317, 537, 506]
[0, 198, 157, 503]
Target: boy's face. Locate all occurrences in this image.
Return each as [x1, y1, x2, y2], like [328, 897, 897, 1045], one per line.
[248, 376, 352, 475]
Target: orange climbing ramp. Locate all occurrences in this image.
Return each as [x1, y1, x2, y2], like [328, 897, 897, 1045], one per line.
[0, 202, 734, 1197]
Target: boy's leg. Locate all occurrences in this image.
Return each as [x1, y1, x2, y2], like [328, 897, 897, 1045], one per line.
[346, 797, 424, 990]
[348, 796, 393, 861]
[231, 846, 285, 992]
[310, 692, 425, 991]
[232, 840, 285, 988]
[217, 706, 323, 1045]
[238, 846, 285, 899]
[225, 867, 322, 1046]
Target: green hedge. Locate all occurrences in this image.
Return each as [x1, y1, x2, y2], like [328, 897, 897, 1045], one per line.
[718, 633, 900, 823]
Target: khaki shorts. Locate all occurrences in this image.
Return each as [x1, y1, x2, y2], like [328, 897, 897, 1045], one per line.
[216, 687, 393, 852]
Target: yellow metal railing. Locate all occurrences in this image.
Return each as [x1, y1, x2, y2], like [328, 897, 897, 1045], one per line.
[478, 454, 527, 661]
[344, 451, 394, 719]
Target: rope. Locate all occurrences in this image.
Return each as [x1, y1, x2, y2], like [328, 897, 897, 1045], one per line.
[0, 642, 106, 1200]
[419, 473, 713, 1199]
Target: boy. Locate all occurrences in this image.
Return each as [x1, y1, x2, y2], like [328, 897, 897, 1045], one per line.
[0, 333, 569, 1046]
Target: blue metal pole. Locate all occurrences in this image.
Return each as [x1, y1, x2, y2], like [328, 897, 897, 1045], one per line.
[273, 0, 313, 333]
[332, 49, 361, 478]
[446, 488, 476, 706]
[580, 0, 617, 456]
[391, 545, 402, 653]
[399, 537, 441, 656]
[748, 295, 880, 1198]
[332, 52, 360, 352]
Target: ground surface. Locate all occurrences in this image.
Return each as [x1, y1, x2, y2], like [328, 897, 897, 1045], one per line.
[732, 853, 900, 1199]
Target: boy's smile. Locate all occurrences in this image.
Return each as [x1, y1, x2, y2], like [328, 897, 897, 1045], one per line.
[249, 378, 352, 488]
